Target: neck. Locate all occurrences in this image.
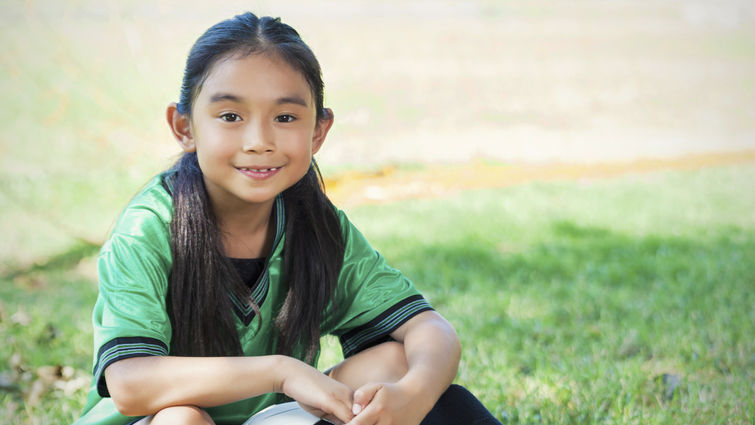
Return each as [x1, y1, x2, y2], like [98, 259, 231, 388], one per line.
[213, 198, 276, 259]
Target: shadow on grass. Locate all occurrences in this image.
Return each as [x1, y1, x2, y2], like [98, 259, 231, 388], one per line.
[405, 220, 753, 300]
[393, 220, 753, 423]
[1, 240, 101, 281]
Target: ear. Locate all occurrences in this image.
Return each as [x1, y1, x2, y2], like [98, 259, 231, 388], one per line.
[166, 102, 195, 152]
[311, 108, 334, 155]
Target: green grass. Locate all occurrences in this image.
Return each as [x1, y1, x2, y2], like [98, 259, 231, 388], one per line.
[2, 1, 753, 423]
[2, 165, 753, 424]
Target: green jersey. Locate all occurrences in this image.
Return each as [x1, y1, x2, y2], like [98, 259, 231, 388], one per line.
[74, 174, 432, 425]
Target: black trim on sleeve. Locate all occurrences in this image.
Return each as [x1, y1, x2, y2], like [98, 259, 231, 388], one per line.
[93, 336, 169, 397]
[339, 294, 434, 358]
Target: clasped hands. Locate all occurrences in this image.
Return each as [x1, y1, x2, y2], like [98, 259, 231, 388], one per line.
[283, 365, 431, 425]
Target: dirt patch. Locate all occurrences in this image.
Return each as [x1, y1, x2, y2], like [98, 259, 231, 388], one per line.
[325, 150, 755, 207]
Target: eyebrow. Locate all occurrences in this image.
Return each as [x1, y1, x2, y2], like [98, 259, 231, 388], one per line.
[276, 95, 309, 107]
[209, 92, 309, 107]
[209, 93, 244, 104]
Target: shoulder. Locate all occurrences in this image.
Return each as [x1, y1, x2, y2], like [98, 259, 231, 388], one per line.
[333, 207, 376, 255]
[100, 173, 174, 265]
[114, 173, 173, 231]
[332, 207, 361, 237]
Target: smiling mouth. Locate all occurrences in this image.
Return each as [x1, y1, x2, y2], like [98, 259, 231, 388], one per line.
[237, 166, 283, 180]
[238, 166, 282, 172]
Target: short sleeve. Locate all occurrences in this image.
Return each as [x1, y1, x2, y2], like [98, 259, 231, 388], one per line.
[324, 210, 433, 357]
[91, 187, 174, 398]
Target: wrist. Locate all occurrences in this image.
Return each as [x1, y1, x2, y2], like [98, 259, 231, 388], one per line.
[396, 371, 440, 411]
[270, 355, 291, 394]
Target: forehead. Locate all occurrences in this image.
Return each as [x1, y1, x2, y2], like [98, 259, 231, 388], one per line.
[197, 52, 314, 106]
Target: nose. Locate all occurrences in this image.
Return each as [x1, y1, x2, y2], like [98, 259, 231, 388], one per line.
[242, 120, 275, 153]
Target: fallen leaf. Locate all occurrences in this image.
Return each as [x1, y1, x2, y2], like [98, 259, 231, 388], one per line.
[10, 309, 31, 326]
[26, 379, 49, 406]
[61, 366, 75, 380]
[54, 376, 90, 396]
[36, 365, 62, 385]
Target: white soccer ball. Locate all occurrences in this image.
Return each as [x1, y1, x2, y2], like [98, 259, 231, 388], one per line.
[242, 402, 330, 425]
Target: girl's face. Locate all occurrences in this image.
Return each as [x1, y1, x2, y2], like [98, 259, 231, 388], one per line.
[178, 53, 331, 214]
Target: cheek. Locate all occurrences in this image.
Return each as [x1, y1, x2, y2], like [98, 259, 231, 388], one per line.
[277, 130, 313, 153]
[195, 127, 236, 156]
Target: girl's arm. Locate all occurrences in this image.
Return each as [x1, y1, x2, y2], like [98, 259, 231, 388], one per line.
[104, 354, 355, 422]
[348, 310, 461, 425]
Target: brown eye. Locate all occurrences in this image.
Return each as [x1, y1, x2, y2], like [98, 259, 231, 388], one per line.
[275, 114, 296, 123]
[221, 113, 241, 122]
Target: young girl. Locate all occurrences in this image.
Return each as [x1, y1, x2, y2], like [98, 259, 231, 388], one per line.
[75, 12, 500, 425]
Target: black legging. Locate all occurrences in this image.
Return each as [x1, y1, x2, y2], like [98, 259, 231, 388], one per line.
[420, 384, 502, 425]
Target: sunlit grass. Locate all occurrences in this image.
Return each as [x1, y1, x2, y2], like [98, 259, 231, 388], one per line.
[2, 1, 754, 423]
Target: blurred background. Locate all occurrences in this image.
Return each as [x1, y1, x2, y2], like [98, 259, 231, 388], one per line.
[2, 0, 754, 265]
[1, 0, 754, 423]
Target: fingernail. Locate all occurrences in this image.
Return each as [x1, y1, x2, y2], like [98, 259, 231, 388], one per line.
[352, 404, 362, 415]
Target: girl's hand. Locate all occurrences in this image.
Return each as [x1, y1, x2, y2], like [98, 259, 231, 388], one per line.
[276, 357, 355, 424]
[347, 382, 434, 425]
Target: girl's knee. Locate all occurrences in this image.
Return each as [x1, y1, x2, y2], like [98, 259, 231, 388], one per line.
[146, 405, 214, 425]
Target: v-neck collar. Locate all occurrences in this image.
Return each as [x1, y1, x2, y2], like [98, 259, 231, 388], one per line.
[228, 195, 285, 326]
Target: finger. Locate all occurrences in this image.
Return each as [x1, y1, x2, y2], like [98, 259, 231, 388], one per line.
[352, 383, 382, 416]
[323, 394, 356, 424]
[301, 403, 348, 425]
[346, 401, 381, 425]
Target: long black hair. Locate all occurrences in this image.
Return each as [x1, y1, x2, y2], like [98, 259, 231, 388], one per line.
[167, 13, 344, 362]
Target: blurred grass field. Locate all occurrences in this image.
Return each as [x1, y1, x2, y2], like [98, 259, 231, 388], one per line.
[2, 0, 754, 264]
[1, 0, 754, 424]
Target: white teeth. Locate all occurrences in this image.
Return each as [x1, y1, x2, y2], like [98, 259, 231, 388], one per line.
[241, 167, 279, 172]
